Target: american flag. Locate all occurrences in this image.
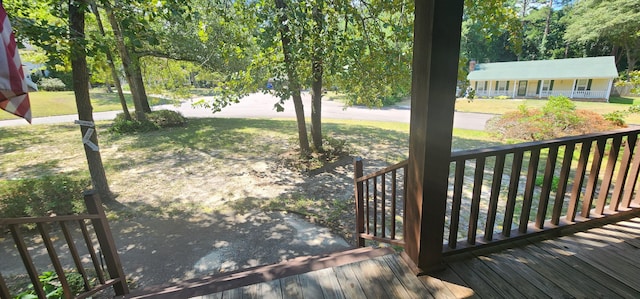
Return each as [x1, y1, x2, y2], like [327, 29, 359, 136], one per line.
[0, 3, 31, 123]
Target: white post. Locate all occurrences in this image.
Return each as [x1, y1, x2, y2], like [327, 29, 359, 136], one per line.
[488, 81, 493, 97]
[512, 80, 517, 98]
[539, 80, 544, 99]
[605, 78, 613, 102]
[570, 79, 577, 98]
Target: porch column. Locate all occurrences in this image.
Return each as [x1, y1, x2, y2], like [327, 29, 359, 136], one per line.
[488, 81, 492, 97]
[539, 80, 544, 99]
[512, 80, 517, 98]
[570, 79, 577, 98]
[606, 78, 613, 102]
[406, 0, 463, 273]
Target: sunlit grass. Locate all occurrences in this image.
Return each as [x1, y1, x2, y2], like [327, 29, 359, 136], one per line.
[0, 90, 171, 120]
[0, 117, 500, 199]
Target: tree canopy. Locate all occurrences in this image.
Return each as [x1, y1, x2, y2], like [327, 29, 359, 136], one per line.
[564, 0, 640, 72]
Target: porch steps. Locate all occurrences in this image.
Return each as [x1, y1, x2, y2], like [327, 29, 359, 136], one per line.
[121, 246, 405, 298]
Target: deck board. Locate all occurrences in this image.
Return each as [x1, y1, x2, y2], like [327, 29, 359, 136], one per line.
[544, 237, 640, 295]
[296, 273, 322, 299]
[280, 275, 302, 298]
[333, 259, 367, 298]
[486, 250, 571, 297]
[353, 261, 391, 298]
[423, 263, 477, 299]
[446, 255, 505, 298]
[304, 267, 345, 299]
[464, 254, 529, 298]
[382, 255, 434, 299]
[258, 280, 283, 299]
[473, 254, 549, 298]
[369, 257, 413, 298]
[130, 217, 640, 299]
[524, 241, 623, 298]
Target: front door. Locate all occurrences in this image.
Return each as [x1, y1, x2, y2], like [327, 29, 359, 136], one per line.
[517, 80, 527, 96]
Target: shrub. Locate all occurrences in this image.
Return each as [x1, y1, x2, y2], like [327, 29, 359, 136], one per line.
[109, 118, 158, 134]
[319, 135, 350, 160]
[146, 110, 187, 128]
[535, 176, 560, 190]
[616, 71, 640, 94]
[0, 175, 90, 218]
[38, 78, 67, 91]
[494, 95, 509, 100]
[109, 110, 186, 134]
[16, 271, 85, 299]
[603, 110, 627, 127]
[628, 104, 640, 114]
[487, 96, 619, 141]
[466, 88, 475, 100]
[574, 110, 621, 132]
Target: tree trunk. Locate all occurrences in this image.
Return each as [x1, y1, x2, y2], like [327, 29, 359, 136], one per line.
[541, 0, 553, 57]
[129, 53, 152, 113]
[627, 47, 637, 73]
[624, 40, 639, 73]
[275, 0, 310, 155]
[90, 1, 131, 121]
[311, 63, 323, 152]
[105, 4, 146, 120]
[70, 0, 112, 201]
[310, 2, 324, 152]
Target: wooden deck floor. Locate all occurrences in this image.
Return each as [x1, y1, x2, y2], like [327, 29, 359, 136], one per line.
[128, 217, 640, 298]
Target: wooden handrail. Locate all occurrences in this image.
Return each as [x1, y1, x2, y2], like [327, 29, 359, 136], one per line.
[354, 127, 640, 255]
[356, 160, 409, 182]
[450, 127, 639, 160]
[446, 128, 640, 252]
[354, 158, 407, 247]
[0, 191, 129, 298]
[0, 214, 102, 225]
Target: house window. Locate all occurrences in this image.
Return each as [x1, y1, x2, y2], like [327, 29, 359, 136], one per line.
[475, 81, 487, 91]
[542, 80, 555, 91]
[576, 79, 592, 91]
[495, 81, 509, 92]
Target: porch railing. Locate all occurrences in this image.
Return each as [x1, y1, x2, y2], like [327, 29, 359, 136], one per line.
[0, 191, 129, 299]
[475, 90, 608, 99]
[354, 128, 640, 254]
[353, 157, 407, 247]
[540, 90, 608, 99]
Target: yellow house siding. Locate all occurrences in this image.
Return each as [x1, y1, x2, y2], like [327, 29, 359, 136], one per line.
[589, 79, 610, 91]
[553, 80, 574, 91]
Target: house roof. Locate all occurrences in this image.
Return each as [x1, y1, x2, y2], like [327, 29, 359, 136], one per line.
[467, 56, 618, 81]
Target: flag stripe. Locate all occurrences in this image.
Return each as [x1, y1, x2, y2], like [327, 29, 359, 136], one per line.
[0, 3, 31, 123]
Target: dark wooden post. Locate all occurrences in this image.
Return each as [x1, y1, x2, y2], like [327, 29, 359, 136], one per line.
[354, 157, 365, 247]
[405, 0, 464, 272]
[0, 272, 11, 299]
[84, 191, 130, 296]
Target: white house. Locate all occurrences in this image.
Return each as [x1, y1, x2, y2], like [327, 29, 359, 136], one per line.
[467, 56, 619, 101]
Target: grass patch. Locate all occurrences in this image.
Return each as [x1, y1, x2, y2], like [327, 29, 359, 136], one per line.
[0, 90, 172, 121]
[609, 96, 640, 105]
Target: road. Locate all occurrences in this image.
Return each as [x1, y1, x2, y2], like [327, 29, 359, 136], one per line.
[0, 92, 495, 129]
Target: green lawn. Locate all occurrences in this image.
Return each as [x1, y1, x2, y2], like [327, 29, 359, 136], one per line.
[455, 96, 640, 124]
[0, 90, 171, 121]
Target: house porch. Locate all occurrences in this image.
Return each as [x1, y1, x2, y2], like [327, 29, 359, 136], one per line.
[472, 78, 614, 100]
